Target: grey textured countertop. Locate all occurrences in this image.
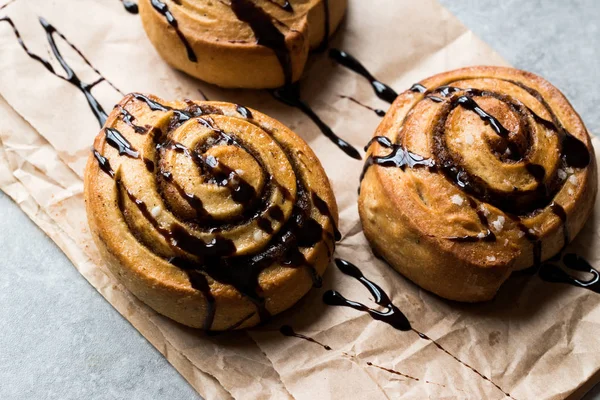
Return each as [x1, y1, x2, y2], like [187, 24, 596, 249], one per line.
[1, 1, 598, 399]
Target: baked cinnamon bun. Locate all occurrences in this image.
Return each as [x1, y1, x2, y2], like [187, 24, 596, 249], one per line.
[138, 0, 347, 88]
[84, 94, 338, 330]
[359, 66, 597, 302]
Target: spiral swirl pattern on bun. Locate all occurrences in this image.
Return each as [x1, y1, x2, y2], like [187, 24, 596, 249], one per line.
[359, 66, 597, 302]
[138, 0, 347, 88]
[84, 94, 338, 330]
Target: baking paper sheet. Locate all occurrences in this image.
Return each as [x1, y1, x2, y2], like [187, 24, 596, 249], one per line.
[1, 0, 599, 399]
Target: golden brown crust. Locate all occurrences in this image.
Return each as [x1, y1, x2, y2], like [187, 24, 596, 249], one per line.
[359, 66, 597, 302]
[138, 0, 347, 88]
[84, 94, 338, 329]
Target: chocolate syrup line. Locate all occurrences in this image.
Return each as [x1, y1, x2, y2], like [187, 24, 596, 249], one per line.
[265, 0, 293, 12]
[160, 168, 214, 222]
[197, 88, 209, 101]
[280, 325, 332, 350]
[120, 0, 139, 14]
[361, 143, 435, 182]
[1, 17, 122, 128]
[272, 83, 362, 160]
[165, 141, 257, 205]
[150, 0, 197, 62]
[105, 127, 140, 158]
[117, 105, 147, 134]
[0, 0, 16, 11]
[329, 49, 398, 104]
[184, 269, 216, 331]
[235, 104, 253, 119]
[93, 97, 334, 328]
[324, 258, 514, 399]
[409, 83, 427, 93]
[540, 254, 600, 293]
[311, 192, 341, 241]
[93, 149, 115, 178]
[365, 362, 420, 382]
[230, 0, 291, 84]
[339, 95, 386, 117]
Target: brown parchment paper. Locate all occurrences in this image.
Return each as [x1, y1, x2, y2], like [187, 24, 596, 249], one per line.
[1, 0, 599, 399]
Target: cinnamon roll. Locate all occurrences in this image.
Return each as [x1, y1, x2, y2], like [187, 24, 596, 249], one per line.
[84, 94, 338, 330]
[138, 0, 347, 88]
[359, 66, 597, 302]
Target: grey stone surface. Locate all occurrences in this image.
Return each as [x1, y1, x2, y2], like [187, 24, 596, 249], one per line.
[1, 1, 599, 399]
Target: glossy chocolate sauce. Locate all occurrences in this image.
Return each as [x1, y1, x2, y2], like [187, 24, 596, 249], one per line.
[272, 83, 362, 160]
[236, 104, 253, 119]
[280, 325, 332, 350]
[92, 96, 335, 329]
[118, 105, 147, 134]
[329, 49, 398, 104]
[340, 95, 386, 117]
[121, 0, 139, 14]
[324, 258, 514, 398]
[540, 253, 600, 293]
[150, 0, 197, 62]
[392, 80, 593, 285]
[230, 0, 291, 84]
[1, 17, 121, 127]
[105, 128, 140, 158]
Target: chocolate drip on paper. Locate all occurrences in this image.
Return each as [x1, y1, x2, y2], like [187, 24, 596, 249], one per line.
[329, 49, 398, 104]
[324, 258, 514, 399]
[150, 0, 197, 62]
[1, 17, 122, 128]
[280, 325, 332, 350]
[540, 253, 600, 293]
[340, 95, 386, 117]
[272, 83, 362, 160]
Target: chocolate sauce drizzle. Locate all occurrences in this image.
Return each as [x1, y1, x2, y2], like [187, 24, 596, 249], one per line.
[118, 105, 147, 134]
[369, 79, 593, 290]
[230, 0, 291, 84]
[324, 258, 514, 398]
[105, 128, 139, 158]
[340, 95, 386, 117]
[1, 17, 122, 128]
[236, 104, 253, 119]
[280, 325, 332, 350]
[361, 136, 435, 182]
[93, 96, 339, 329]
[329, 49, 398, 104]
[540, 253, 600, 293]
[150, 0, 197, 62]
[272, 83, 361, 160]
[120, 0, 139, 14]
